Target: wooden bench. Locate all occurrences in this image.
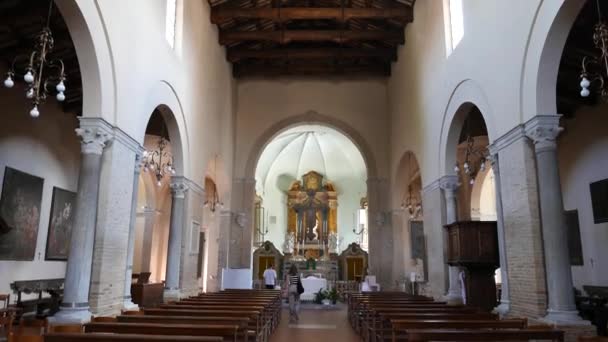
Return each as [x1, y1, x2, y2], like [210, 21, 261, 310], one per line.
[389, 319, 528, 342]
[45, 333, 223, 341]
[84, 322, 240, 342]
[404, 328, 564, 341]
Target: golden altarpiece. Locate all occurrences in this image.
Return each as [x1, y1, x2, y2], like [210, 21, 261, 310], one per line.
[286, 171, 338, 261]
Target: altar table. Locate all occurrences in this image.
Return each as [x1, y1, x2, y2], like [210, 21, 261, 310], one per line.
[300, 275, 327, 301]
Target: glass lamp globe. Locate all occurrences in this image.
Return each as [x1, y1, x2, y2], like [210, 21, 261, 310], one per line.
[56, 92, 65, 102]
[24, 71, 34, 83]
[581, 88, 590, 97]
[4, 76, 14, 88]
[56, 81, 66, 92]
[26, 89, 34, 99]
[30, 106, 40, 118]
[580, 77, 590, 89]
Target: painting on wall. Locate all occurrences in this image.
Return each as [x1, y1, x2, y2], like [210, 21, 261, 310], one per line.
[0, 167, 44, 260]
[590, 179, 608, 224]
[45, 187, 76, 261]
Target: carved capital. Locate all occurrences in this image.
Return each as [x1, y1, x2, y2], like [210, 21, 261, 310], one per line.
[134, 151, 144, 175]
[75, 127, 112, 155]
[439, 175, 459, 191]
[170, 180, 188, 198]
[525, 115, 563, 152]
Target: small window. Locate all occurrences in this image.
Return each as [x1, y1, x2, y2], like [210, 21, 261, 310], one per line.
[165, 0, 177, 49]
[444, 0, 464, 56]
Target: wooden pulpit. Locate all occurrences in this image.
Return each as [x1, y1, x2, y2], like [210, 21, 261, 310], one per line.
[444, 221, 499, 311]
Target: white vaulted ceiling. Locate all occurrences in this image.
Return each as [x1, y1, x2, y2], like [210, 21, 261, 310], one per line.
[255, 125, 367, 194]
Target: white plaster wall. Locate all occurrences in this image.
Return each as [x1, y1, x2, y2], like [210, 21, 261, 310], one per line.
[558, 105, 608, 288]
[0, 88, 80, 297]
[234, 79, 390, 179]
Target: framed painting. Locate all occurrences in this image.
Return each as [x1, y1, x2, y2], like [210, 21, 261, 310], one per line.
[0, 167, 44, 260]
[45, 187, 76, 260]
[590, 179, 608, 224]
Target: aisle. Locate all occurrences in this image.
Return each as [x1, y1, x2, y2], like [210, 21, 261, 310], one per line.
[270, 305, 360, 342]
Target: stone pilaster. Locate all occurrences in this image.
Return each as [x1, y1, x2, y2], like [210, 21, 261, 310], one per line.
[367, 178, 392, 289]
[439, 175, 463, 305]
[227, 178, 255, 269]
[123, 151, 144, 310]
[486, 152, 510, 316]
[164, 178, 188, 300]
[89, 126, 142, 316]
[139, 208, 156, 272]
[179, 179, 205, 297]
[525, 115, 584, 324]
[421, 180, 447, 298]
[52, 118, 112, 323]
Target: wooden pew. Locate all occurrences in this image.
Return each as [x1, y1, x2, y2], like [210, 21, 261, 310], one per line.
[45, 333, 223, 341]
[404, 328, 564, 341]
[84, 322, 239, 342]
[389, 319, 528, 342]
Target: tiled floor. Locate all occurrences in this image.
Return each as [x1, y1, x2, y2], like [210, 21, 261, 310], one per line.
[270, 305, 360, 342]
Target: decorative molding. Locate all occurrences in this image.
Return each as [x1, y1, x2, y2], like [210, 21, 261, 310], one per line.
[487, 125, 526, 156]
[185, 178, 205, 196]
[524, 114, 563, 152]
[76, 117, 113, 155]
[422, 179, 441, 194]
[114, 126, 144, 155]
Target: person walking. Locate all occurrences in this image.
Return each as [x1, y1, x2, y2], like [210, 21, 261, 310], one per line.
[285, 264, 301, 323]
[263, 264, 277, 289]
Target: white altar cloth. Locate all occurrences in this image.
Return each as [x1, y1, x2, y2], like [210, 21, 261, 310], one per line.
[300, 275, 327, 301]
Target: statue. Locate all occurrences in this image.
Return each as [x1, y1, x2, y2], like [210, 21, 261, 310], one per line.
[283, 231, 295, 254]
[328, 232, 338, 254]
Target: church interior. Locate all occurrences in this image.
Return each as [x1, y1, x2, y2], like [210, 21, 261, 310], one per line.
[0, 0, 607, 341]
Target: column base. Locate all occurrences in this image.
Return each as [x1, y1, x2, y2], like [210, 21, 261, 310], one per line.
[493, 301, 510, 317]
[541, 309, 589, 324]
[443, 292, 463, 306]
[49, 307, 92, 324]
[163, 288, 182, 302]
[122, 297, 139, 311]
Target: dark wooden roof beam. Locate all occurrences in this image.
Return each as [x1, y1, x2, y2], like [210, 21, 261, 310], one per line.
[219, 29, 404, 44]
[234, 62, 391, 77]
[227, 46, 397, 61]
[211, 7, 413, 23]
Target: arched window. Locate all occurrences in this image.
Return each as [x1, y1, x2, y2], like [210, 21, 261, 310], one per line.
[443, 0, 464, 56]
[165, 0, 177, 48]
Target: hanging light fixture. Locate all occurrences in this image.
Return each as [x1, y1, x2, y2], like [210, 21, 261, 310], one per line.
[142, 133, 176, 187]
[400, 154, 422, 219]
[454, 118, 488, 185]
[580, 0, 608, 100]
[3, 1, 67, 117]
[204, 155, 224, 212]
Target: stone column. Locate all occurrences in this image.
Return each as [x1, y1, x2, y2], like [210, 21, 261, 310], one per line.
[123, 152, 143, 310]
[439, 175, 463, 305]
[164, 179, 188, 299]
[488, 153, 510, 315]
[525, 115, 582, 323]
[139, 208, 156, 272]
[53, 121, 112, 323]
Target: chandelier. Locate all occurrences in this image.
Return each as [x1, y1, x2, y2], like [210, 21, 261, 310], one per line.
[204, 155, 224, 212]
[142, 137, 176, 187]
[400, 154, 422, 219]
[454, 131, 488, 185]
[580, 0, 608, 100]
[3, 1, 66, 117]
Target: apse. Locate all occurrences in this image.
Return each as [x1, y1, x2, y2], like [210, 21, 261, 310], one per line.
[254, 125, 367, 254]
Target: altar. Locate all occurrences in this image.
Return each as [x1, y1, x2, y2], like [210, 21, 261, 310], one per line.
[300, 275, 327, 301]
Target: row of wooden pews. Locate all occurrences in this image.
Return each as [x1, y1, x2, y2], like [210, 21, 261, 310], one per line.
[41, 289, 281, 342]
[348, 291, 566, 342]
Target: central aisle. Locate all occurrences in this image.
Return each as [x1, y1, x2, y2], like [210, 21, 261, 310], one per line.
[270, 305, 360, 342]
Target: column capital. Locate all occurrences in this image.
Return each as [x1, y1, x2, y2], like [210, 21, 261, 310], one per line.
[170, 179, 188, 198]
[134, 151, 144, 175]
[525, 115, 564, 152]
[75, 127, 112, 155]
[439, 175, 460, 192]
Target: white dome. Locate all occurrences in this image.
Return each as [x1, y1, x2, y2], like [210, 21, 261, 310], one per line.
[255, 125, 367, 194]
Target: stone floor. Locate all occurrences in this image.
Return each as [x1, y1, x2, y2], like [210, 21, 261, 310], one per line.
[270, 304, 360, 342]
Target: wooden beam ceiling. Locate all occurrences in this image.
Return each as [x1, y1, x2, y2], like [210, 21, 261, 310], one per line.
[208, 0, 416, 77]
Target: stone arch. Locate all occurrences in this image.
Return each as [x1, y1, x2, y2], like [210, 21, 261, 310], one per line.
[244, 110, 378, 181]
[439, 80, 495, 176]
[521, 0, 586, 119]
[54, 0, 115, 121]
[138, 81, 190, 177]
